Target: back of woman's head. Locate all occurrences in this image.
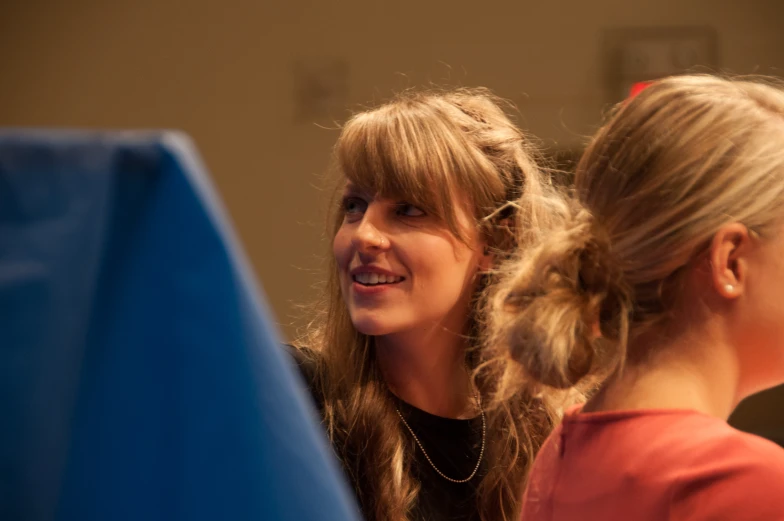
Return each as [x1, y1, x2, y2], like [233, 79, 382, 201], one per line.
[492, 75, 784, 390]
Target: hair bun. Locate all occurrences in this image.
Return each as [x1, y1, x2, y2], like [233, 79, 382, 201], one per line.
[497, 202, 629, 389]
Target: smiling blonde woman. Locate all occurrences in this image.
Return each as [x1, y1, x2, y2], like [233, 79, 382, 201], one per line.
[290, 87, 564, 521]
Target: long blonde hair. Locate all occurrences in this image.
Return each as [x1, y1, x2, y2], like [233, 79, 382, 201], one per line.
[489, 75, 784, 392]
[296, 87, 561, 521]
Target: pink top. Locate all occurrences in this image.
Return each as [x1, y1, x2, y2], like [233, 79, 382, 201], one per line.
[521, 407, 784, 520]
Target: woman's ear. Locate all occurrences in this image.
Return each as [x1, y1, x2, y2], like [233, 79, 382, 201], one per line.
[478, 216, 515, 272]
[709, 223, 753, 299]
[479, 243, 494, 271]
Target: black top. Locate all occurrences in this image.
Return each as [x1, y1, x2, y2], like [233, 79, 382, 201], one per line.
[287, 346, 485, 521]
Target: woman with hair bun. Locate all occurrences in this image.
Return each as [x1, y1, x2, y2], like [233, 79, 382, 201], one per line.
[490, 75, 784, 520]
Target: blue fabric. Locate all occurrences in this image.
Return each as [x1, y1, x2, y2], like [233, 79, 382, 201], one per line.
[0, 130, 360, 521]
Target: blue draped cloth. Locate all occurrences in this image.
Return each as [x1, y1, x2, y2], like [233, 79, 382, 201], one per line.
[0, 130, 359, 521]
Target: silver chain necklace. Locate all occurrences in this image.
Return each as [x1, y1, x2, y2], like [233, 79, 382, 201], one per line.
[395, 391, 486, 484]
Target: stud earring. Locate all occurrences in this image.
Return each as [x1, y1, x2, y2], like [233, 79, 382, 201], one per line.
[725, 284, 734, 293]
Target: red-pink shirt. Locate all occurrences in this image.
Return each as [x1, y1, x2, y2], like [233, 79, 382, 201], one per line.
[521, 407, 784, 520]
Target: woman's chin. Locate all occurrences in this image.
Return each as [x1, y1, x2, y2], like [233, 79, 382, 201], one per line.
[350, 314, 397, 337]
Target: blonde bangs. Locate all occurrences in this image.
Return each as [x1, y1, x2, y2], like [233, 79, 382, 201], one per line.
[335, 100, 498, 238]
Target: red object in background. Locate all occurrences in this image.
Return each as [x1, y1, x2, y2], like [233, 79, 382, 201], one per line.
[628, 81, 654, 99]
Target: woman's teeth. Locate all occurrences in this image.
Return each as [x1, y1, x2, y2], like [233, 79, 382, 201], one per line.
[353, 273, 403, 285]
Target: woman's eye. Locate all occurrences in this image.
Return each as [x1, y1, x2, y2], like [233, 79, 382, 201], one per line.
[342, 196, 367, 215]
[396, 203, 425, 217]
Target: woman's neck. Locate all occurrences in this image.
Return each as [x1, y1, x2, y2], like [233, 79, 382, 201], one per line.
[584, 327, 742, 420]
[375, 326, 476, 419]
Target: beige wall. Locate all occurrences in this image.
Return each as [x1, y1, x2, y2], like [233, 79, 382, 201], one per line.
[2, 0, 784, 431]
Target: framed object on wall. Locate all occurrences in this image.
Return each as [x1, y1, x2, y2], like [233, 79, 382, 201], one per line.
[602, 26, 719, 102]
